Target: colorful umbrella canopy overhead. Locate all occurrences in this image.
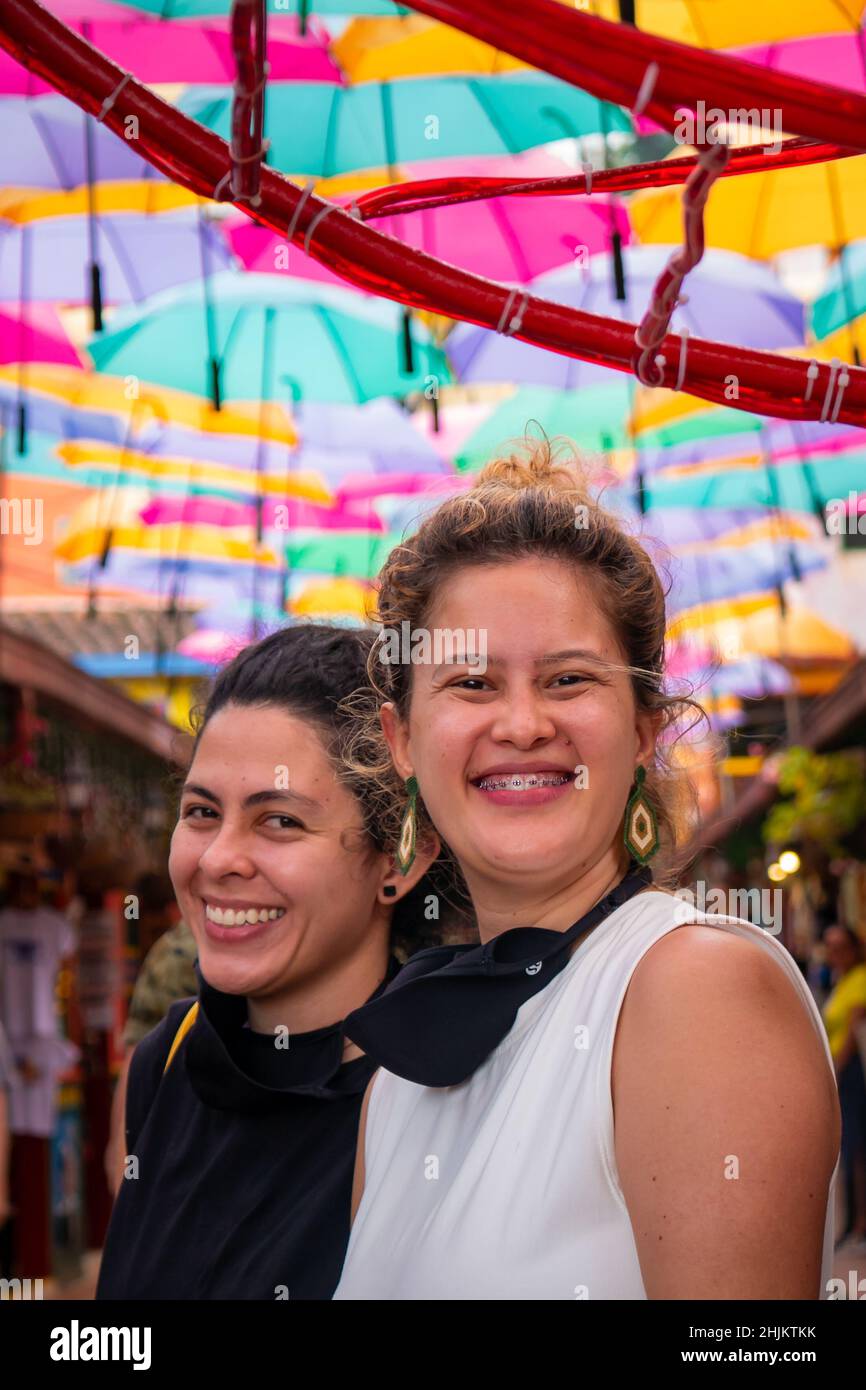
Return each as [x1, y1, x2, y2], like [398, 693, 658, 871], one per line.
[452, 382, 635, 472]
[0, 209, 236, 303]
[812, 241, 866, 338]
[0, 15, 340, 93]
[227, 189, 631, 285]
[582, 0, 866, 45]
[178, 76, 632, 178]
[630, 152, 866, 257]
[0, 95, 168, 187]
[0, 303, 84, 366]
[448, 246, 807, 387]
[735, 30, 866, 96]
[113, 0, 404, 13]
[87, 272, 452, 403]
[332, 15, 530, 80]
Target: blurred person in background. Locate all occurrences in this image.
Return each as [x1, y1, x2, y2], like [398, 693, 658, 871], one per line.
[104, 876, 197, 1195]
[822, 924, 866, 1247]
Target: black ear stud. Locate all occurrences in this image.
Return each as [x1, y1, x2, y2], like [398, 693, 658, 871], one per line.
[383, 885, 398, 899]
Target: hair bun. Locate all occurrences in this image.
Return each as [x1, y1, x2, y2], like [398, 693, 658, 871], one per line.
[476, 435, 596, 504]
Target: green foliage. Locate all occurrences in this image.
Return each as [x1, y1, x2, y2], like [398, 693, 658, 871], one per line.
[762, 745, 866, 857]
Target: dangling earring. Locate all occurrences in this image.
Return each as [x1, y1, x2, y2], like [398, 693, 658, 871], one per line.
[623, 764, 659, 864]
[395, 775, 419, 876]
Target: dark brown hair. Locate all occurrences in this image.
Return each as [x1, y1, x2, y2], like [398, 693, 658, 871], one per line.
[188, 622, 473, 958]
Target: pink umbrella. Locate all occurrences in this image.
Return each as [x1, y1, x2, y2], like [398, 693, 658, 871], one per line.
[223, 149, 631, 287]
[227, 188, 629, 286]
[138, 495, 384, 531]
[334, 473, 470, 504]
[176, 628, 250, 665]
[0, 10, 340, 94]
[0, 302, 83, 366]
[733, 33, 866, 93]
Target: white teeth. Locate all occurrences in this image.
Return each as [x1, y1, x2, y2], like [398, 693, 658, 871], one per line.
[476, 773, 570, 791]
[205, 904, 285, 927]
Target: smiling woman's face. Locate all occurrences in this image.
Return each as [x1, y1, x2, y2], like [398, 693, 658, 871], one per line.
[382, 556, 658, 895]
[169, 702, 386, 1001]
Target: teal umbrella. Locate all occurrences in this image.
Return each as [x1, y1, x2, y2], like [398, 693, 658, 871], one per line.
[811, 241, 866, 339]
[87, 272, 451, 404]
[453, 383, 635, 473]
[178, 76, 632, 177]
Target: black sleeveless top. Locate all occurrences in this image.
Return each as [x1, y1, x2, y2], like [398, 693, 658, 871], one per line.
[96, 958, 400, 1301]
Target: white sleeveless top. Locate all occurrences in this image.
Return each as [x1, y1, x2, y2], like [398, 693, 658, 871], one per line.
[334, 889, 839, 1300]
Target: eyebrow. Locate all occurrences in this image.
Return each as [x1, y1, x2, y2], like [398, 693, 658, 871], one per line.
[431, 647, 609, 676]
[180, 783, 321, 811]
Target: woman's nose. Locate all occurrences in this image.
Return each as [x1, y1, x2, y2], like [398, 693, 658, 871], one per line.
[489, 686, 557, 747]
[197, 824, 257, 878]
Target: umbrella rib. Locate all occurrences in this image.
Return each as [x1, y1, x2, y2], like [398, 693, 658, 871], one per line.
[36, 107, 72, 189]
[314, 304, 367, 403]
[101, 217, 144, 304]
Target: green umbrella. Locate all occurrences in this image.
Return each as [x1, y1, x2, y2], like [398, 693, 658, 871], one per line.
[115, 0, 404, 14]
[179, 76, 632, 178]
[88, 272, 451, 404]
[285, 529, 403, 577]
[453, 383, 635, 473]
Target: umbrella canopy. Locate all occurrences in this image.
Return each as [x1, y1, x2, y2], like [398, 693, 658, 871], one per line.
[812, 241, 866, 338]
[113, 0, 400, 13]
[583, 0, 866, 46]
[0, 303, 84, 366]
[630, 153, 866, 258]
[735, 30, 866, 96]
[0, 16, 339, 93]
[227, 189, 630, 285]
[0, 209, 235, 303]
[87, 272, 452, 403]
[178, 76, 632, 177]
[453, 382, 635, 471]
[333, 15, 529, 81]
[448, 246, 806, 387]
[138, 495, 384, 530]
[0, 95, 165, 188]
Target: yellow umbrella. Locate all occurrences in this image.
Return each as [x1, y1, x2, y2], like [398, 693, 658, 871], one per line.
[0, 364, 299, 446]
[630, 153, 866, 258]
[583, 0, 865, 46]
[0, 182, 201, 222]
[56, 440, 332, 505]
[668, 596, 855, 660]
[54, 488, 281, 566]
[333, 16, 528, 82]
[290, 577, 375, 620]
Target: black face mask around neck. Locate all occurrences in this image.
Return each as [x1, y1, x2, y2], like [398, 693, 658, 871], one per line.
[343, 863, 654, 1087]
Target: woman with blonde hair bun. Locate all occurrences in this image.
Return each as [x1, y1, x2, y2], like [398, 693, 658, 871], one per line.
[333, 438, 841, 1301]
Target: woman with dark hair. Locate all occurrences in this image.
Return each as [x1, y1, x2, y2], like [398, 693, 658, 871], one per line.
[334, 442, 841, 1301]
[96, 623, 456, 1301]
[822, 924, 866, 1246]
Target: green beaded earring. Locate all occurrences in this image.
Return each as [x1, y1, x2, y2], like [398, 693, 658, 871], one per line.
[622, 764, 660, 865]
[395, 775, 419, 876]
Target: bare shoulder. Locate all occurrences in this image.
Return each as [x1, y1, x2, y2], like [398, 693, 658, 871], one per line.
[611, 921, 841, 1298]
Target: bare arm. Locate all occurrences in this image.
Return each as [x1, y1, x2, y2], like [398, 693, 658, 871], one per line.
[104, 1048, 135, 1197]
[612, 926, 841, 1300]
[349, 1071, 378, 1228]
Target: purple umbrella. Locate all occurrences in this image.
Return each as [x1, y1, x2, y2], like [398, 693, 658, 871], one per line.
[447, 245, 807, 388]
[0, 95, 165, 187]
[0, 210, 235, 303]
